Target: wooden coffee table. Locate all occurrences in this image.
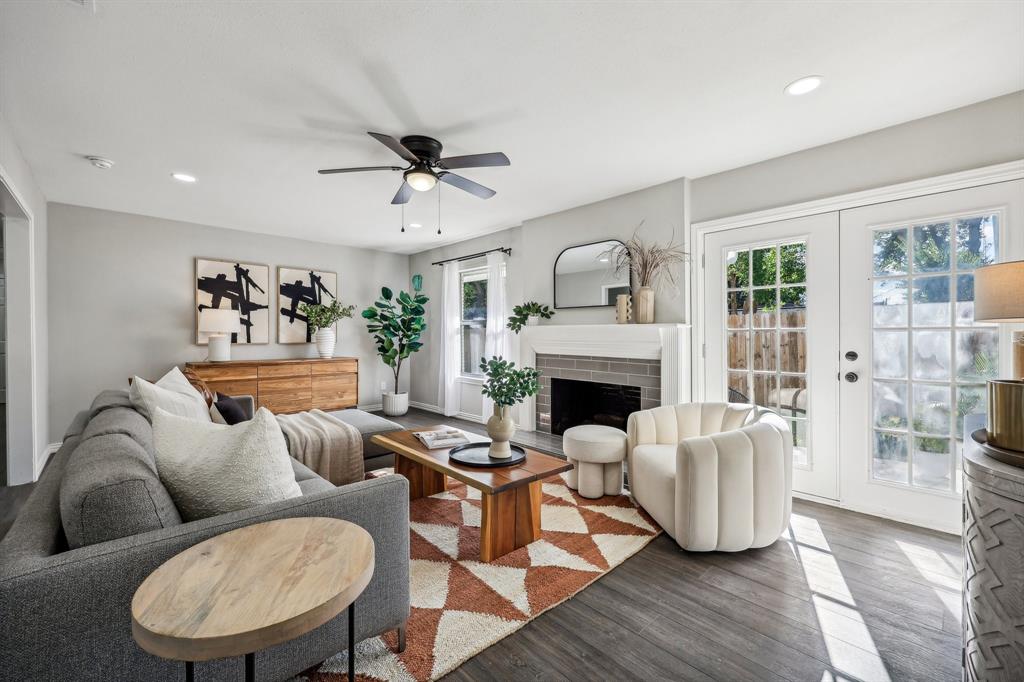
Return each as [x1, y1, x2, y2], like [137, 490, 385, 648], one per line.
[372, 427, 573, 562]
[131, 517, 374, 682]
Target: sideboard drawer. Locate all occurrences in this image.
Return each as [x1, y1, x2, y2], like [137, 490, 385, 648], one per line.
[312, 374, 357, 410]
[311, 359, 358, 375]
[258, 376, 312, 414]
[206, 379, 258, 399]
[194, 364, 258, 382]
[258, 363, 311, 379]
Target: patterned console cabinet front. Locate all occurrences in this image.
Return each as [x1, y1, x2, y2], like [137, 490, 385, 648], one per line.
[963, 426, 1024, 682]
[185, 358, 358, 414]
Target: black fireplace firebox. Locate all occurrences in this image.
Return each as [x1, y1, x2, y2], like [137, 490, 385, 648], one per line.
[550, 378, 641, 435]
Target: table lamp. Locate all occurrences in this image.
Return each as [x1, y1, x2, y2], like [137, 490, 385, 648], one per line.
[974, 259, 1024, 454]
[199, 308, 240, 362]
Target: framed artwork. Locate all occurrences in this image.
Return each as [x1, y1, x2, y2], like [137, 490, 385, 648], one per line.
[195, 258, 270, 344]
[278, 267, 338, 343]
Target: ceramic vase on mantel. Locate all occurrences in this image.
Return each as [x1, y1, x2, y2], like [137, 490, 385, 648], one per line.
[487, 404, 515, 458]
[615, 294, 632, 324]
[314, 328, 336, 358]
[634, 286, 655, 324]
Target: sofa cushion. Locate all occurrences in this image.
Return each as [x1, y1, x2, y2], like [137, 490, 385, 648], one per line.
[129, 367, 210, 423]
[210, 393, 248, 425]
[630, 443, 677, 536]
[60, 431, 183, 549]
[153, 407, 302, 521]
[326, 409, 402, 458]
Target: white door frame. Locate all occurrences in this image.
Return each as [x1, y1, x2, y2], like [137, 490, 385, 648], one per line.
[690, 160, 1024, 519]
[0, 163, 40, 485]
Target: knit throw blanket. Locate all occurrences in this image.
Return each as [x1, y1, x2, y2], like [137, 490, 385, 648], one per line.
[275, 410, 364, 486]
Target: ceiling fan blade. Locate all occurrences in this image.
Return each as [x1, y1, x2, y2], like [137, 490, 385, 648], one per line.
[391, 181, 414, 205]
[437, 152, 510, 170]
[438, 172, 497, 199]
[368, 132, 420, 164]
[317, 165, 402, 175]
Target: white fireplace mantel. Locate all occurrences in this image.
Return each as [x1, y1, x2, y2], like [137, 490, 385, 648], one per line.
[518, 323, 691, 432]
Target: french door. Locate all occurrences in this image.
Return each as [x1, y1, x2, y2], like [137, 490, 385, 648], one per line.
[838, 181, 1023, 530]
[703, 179, 1023, 529]
[704, 213, 840, 501]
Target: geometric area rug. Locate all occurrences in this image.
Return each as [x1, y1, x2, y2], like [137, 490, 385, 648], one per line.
[295, 471, 660, 681]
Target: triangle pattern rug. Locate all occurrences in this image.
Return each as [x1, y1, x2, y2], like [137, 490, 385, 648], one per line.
[295, 471, 659, 681]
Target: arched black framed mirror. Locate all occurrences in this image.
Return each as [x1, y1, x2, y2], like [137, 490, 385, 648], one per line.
[553, 239, 630, 309]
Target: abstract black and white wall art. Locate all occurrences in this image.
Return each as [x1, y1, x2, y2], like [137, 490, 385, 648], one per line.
[195, 258, 270, 344]
[278, 267, 338, 343]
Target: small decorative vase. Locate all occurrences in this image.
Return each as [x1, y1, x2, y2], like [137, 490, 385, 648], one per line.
[382, 392, 409, 416]
[615, 294, 632, 324]
[526, 315, 540, 326]
[634, 286, 655, 324]
[314, 328, 336, 358]
[486, 404, 515, 458]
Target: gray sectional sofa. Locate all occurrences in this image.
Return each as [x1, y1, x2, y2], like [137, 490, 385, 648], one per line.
[0, 390, 410, 681]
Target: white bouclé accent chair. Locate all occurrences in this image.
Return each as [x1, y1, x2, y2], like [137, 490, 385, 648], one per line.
[626, 402, 793, 552]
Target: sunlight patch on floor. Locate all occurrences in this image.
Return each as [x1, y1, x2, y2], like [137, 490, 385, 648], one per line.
[896, 539, 962, 621]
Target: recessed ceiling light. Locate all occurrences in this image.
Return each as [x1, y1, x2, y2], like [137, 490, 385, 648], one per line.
[171, 172, 197, 183]
[86, 156, 114, 169]
[409, 223, 422, 229]
[784, 75, 823, 96]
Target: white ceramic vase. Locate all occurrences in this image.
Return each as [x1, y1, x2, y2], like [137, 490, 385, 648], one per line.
[314, 328, 336, 358]
[526, 315, 540, 326]
[382, 391, 409, 416]
[634, 286, 655, 324]
[486, 404, 515, 458]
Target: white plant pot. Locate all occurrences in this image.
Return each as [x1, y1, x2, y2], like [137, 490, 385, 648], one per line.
[526, 315, 540, 326]
[314, 328, 336, 358]
[383, 391, 409, 416]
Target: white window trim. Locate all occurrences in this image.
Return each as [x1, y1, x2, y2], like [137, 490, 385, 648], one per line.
[459, 266, 489, 380]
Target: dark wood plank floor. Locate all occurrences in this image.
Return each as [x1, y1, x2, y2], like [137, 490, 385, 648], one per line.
[0, 408, 964, 681]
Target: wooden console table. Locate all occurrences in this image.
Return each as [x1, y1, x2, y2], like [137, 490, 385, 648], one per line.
[186, 358, 358, 414]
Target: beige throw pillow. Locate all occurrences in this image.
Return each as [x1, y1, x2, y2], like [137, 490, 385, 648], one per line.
[152, 407, 302, 521]
[130, 367, 211, 423]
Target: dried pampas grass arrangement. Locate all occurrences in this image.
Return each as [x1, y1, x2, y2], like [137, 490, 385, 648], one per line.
[604, 222, 688, 293]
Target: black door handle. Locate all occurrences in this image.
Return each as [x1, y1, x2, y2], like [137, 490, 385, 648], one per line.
[845, 372, 859, 383]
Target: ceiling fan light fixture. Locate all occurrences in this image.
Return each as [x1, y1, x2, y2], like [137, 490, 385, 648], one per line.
[405, 169, 437, 192]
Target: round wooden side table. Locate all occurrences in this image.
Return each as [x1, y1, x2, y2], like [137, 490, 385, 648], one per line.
[131, 517, 374, 682]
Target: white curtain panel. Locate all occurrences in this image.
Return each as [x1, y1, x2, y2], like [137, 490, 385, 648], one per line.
[482, 251, 511, 419]
[439, 261, 462, 417]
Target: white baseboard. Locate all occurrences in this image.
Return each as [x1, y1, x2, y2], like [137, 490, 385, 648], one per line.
[456, 411, 485, 424]
[35, 442, 61, 481]
[409, 401, 443, 414]
[357, 402, 383, 412]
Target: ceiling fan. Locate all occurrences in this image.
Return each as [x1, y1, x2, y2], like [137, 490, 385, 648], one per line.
[318, 132, 510, 205]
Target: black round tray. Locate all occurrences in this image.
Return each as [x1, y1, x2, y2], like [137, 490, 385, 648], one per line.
[448, 442, 527, 468]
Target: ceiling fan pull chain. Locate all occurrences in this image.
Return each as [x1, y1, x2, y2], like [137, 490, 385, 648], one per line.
[401, 203, 405, 233]
[437, 182, 442, 235]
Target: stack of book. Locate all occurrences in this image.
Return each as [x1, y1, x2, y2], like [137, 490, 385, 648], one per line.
[414, 428, 470, 450]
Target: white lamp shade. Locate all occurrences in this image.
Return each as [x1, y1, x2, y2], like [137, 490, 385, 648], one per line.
[198, 308, 241, 334]
[974, 260, 1024, 322]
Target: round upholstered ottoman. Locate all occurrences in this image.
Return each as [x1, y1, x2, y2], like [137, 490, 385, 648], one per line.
[562, 425, 627, 498]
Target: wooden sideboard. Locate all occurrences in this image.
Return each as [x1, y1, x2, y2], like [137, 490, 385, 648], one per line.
[185, 358, 358, 414]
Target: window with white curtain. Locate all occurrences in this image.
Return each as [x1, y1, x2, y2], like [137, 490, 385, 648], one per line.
[460, 268, 488, 376]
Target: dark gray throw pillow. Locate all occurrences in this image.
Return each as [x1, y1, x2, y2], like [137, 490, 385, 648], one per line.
[211, 393, 248, 425]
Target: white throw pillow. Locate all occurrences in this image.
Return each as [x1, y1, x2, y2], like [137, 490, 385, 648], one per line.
[152, 407, 302, 521]
[130, 367, 211, 423]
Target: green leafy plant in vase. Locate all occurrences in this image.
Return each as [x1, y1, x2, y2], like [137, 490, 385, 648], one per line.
[506, 302, 555, 333]
[479, 356, 541, 458]
[299, 299, 356, 358]
[362, 287, 428, 416]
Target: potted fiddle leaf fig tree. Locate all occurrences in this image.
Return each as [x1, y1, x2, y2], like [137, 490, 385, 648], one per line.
[362, 287, 428, 416]
[506, 301, 555, 333]
[479, 356, 541, 458]
[300, 299, 356, 358]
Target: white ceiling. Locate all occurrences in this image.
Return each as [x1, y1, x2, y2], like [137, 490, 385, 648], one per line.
[1, 1, 1021, 254]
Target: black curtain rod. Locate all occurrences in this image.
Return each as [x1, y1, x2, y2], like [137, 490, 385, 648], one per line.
[431, 246, 512, 266]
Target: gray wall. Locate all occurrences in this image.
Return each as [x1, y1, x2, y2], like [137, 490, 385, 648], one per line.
[691, 91, 1024, 222]
[1, 111, 48, 482]
[47, 203, 410, 440]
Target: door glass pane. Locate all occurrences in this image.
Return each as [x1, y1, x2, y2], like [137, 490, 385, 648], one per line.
[723, 240, 811, 467]
[874, 228, 908, 275]
[870, 214, 998, 493]
[873, 279, 908, 327]
[874, 381, 908, 429]
[913, 223, 951, 272]
[911, 276, 950, 327]
[873, 432, 908, 483]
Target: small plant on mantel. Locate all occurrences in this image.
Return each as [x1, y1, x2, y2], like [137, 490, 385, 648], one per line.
[299, 299, 356, 359]
[506, 302, 555, 333]
[479, 356, 541, 458]
[361, 287, 429, 416]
